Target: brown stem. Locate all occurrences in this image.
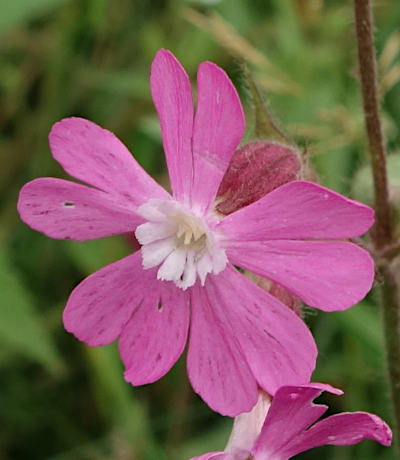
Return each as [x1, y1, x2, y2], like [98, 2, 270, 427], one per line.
[354, 0, 400, 451]
[354, 0, 392, 249]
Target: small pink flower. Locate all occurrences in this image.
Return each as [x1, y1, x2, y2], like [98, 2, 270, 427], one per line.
[18, 49, 374, 416]
[191, 384, 392, 460]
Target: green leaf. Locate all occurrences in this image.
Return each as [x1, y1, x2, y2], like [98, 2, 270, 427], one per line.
[0, 251, 64, 374]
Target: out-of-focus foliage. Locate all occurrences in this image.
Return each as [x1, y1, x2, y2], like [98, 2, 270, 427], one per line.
[1, 0, 399, 459]
[353, 153, 400, 239]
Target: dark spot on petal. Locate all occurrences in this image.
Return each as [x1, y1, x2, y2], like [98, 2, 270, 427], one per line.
[157, 300, 162, 311]
[63, 201, 75, 208]
[263, 328, 281, 345]
[156, 353, 162, 362]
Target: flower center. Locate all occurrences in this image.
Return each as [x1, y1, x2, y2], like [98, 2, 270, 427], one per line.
[135, 199, 227, 290]
[169, 212, 206, 246]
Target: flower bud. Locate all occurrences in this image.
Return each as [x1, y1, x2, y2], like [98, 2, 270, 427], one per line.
[216, 141, 301, 215]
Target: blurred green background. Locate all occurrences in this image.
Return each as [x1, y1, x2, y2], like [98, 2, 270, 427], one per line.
[1, 0, 400, 459]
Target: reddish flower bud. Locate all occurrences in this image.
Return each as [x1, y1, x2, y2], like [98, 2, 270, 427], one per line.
[216, 141, 301, 215]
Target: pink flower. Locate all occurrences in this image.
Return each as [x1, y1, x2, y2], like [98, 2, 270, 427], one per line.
[17, 49, 374, 416]
[191, 384, 392, 460]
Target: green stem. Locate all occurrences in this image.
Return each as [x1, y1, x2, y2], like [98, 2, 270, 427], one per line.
[354, 0, 400, 451]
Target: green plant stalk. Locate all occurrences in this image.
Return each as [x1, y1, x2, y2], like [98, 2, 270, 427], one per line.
[354, 0, 400, 451]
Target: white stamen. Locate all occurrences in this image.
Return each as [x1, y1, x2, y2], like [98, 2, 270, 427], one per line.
[176, 249, 197, 289]
[136, 199, 227, 289]
[157, 247, 187, 281]
[197, 251, 213, 286]
[135, 221, 176, 245]
[141, 237, 177, 269]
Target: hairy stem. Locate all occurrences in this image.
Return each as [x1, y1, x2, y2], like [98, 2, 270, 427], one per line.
[354, 0, 392, 248]
[354, 0, 400, 450]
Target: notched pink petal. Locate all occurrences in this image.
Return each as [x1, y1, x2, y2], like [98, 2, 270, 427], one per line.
[49, 117, 168, 205]
[219, 181, 374, 241]
[120, 281, 189, 385]
[63, 252, 151, 346]
[187, 281, 258, 417]
[150, 49, 194, 204]
[18, 178, 141, 241]
[254, 385, 328, 457]
[209, 267, 317, 396]
[191, 62, 245, 214]
[303, 382, 343, 395]
[281, 412, 392, 458]
[227, 240, 374, 311]
[254, 384, 392, 459]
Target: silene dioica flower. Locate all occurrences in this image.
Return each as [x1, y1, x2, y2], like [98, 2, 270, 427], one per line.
[18, 49, 375, 416]
[192, 384, 392, 460]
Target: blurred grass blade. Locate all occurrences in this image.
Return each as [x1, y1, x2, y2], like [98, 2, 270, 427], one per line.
[379, 31, 400, 73]
[182, 8, 302, 95]
[177, 421, 231, 460]
[0, 0, 68, 33]
[87, 344, 167, 459]
[330, 302, 384, 367]
[0, 251, 64, 374]
[78, 68, 150, 98]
